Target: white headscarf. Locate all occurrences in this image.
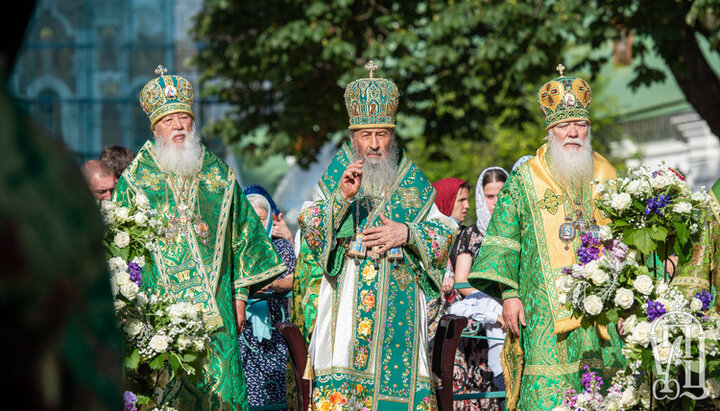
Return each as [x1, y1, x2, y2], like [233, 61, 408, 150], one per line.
[475, 166, 509, 235]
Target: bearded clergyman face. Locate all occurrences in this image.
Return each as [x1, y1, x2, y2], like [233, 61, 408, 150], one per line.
[153, 112, 203, 176]
[547, 121, 594, 187]
[351, 128, 399, 197]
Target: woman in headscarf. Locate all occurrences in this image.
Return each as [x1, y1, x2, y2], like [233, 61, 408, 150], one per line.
[427, 177, 470, 343]
[448, 167, 509, 411]
[239, 185, 297, 408]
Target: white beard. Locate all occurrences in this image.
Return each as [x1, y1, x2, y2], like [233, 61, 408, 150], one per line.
[351, 138, 399, 199]
[547, 128, 594, 188]
[153, 123, 203, 177]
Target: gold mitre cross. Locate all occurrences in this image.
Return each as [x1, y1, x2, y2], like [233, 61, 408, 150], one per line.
[556, 63, 566, 76]
[155, 64, 168, 77]
[365, 60, 378, 78]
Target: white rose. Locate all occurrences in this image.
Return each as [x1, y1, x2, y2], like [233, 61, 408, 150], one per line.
[598, 225, 613, 241]
[626, 180, 645, 196]
[690, 297, 704, 312]
[110, 281, 119, 296]
[167, 303, 186, 320]
[590, 268, 609, 286]
[552, 406, 571, 411]
[114, 299, 126, 310]
[655, 344, 672, 364]
[629, 321, 652, 346]
[583, 295, 604, 316]
[192, 338, 205, 351]
[558, 292, 567, 305]
[555, 275, 573, 293]
[655, 281, 669, 297]
[134, 212, 148, 227]
[614, 288, 635, 309]
[124, 319, 143, 337]
[622, 314, 638, 335]
[101, 200, 117, 213]
[135, 292, 149, 306]
[633, 275, 654, 295]
[120, 282, 139, 300]
[611, 192, 632, 211]
[114, 231, 130, 248]
[626, 249, 638, 264]
[705, 379, 720, 399]
[673, 201, 692, 214]
[107, 256, 127, 275]
[114, 272, 131, 286]
[183, 303, 199, 320]
[620, 385, 639, 408]
[115, 207, 130, 221]
[149, 334, 169, 353]
[177, 335, 193, 350]
[135, 193, 151, 211]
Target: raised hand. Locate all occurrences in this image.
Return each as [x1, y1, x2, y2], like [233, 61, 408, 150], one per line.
[339, 160, 363, 201]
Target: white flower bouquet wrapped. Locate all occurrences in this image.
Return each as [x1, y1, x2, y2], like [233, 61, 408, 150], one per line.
[102, 193, 209, 409]
[595, 163, 709, 265]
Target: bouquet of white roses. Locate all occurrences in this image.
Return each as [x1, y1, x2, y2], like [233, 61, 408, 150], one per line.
[556, 228, 652, 328]
[595, 163, 710, 264]
[102, 194, 210, 408]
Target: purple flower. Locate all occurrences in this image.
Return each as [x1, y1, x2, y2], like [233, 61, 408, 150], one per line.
[576, 232, 603, 265]
[645, 194, 671, 216]
[695, 289, 713, 312]
[647, 298, 667, 322]
[127, 261, 142, 287]
[123, 391, 138, 411]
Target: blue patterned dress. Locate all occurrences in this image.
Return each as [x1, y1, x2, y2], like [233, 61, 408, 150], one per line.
[238, 237, 296, 407]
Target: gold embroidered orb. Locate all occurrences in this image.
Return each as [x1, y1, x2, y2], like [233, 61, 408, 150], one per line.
[537, 64, 592, 130]
[139, 64, 195, 130]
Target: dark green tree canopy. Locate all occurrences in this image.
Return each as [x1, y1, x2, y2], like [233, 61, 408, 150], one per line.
[193, 0, 587, 167]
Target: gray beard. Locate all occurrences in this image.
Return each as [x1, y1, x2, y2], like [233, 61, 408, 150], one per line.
[547, 129, 594, 188]
[153, 124, 203, 177]
[351, 139, 399, 199]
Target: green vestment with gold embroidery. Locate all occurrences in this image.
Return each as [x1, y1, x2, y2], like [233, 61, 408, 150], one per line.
[298, 143, 456, 411]
[469, 144, 625, 410]
[673, 177, 720, 316]
[113, 141, 286, 410]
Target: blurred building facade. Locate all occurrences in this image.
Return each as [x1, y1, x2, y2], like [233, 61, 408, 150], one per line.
[10, 0, 211, 162]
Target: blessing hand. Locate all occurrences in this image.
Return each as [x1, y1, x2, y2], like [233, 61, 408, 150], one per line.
[339, 160, 363, 201]
[362, 214, 408, 255]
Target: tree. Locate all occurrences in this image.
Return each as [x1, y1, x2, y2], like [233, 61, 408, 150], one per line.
[577, 0, 720, 139]
[192, 0, 591, 167]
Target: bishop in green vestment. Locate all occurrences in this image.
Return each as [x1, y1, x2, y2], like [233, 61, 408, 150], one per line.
[113, 66, 285, 410]
[298, 62, 456, 410]
[469, 67, 624, 410]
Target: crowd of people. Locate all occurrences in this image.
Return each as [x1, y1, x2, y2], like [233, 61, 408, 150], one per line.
[73, 61, 720, 411]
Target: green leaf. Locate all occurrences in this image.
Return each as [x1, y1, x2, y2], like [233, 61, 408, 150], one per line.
[625, 228, 656, 255]
[124, 348, 140, 371]
[183, 353, 198, 363]
[149, 354, 166, 370]
[168, 353, 181, 371]
[136, 394, 151, 405]
[649, 225, 668, 241]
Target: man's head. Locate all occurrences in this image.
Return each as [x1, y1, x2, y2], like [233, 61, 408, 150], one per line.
[139, 65, 200, 175]
[100, 145, 135, 179]
[152, 113, 203, 176]
[350, 128, 399, 196]
[344, 61, 402, 197]
[81, 159, 116, 201]
[546, 120, 594, 187]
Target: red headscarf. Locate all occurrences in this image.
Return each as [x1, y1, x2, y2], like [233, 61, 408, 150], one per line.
[432, 177, 467, 217]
